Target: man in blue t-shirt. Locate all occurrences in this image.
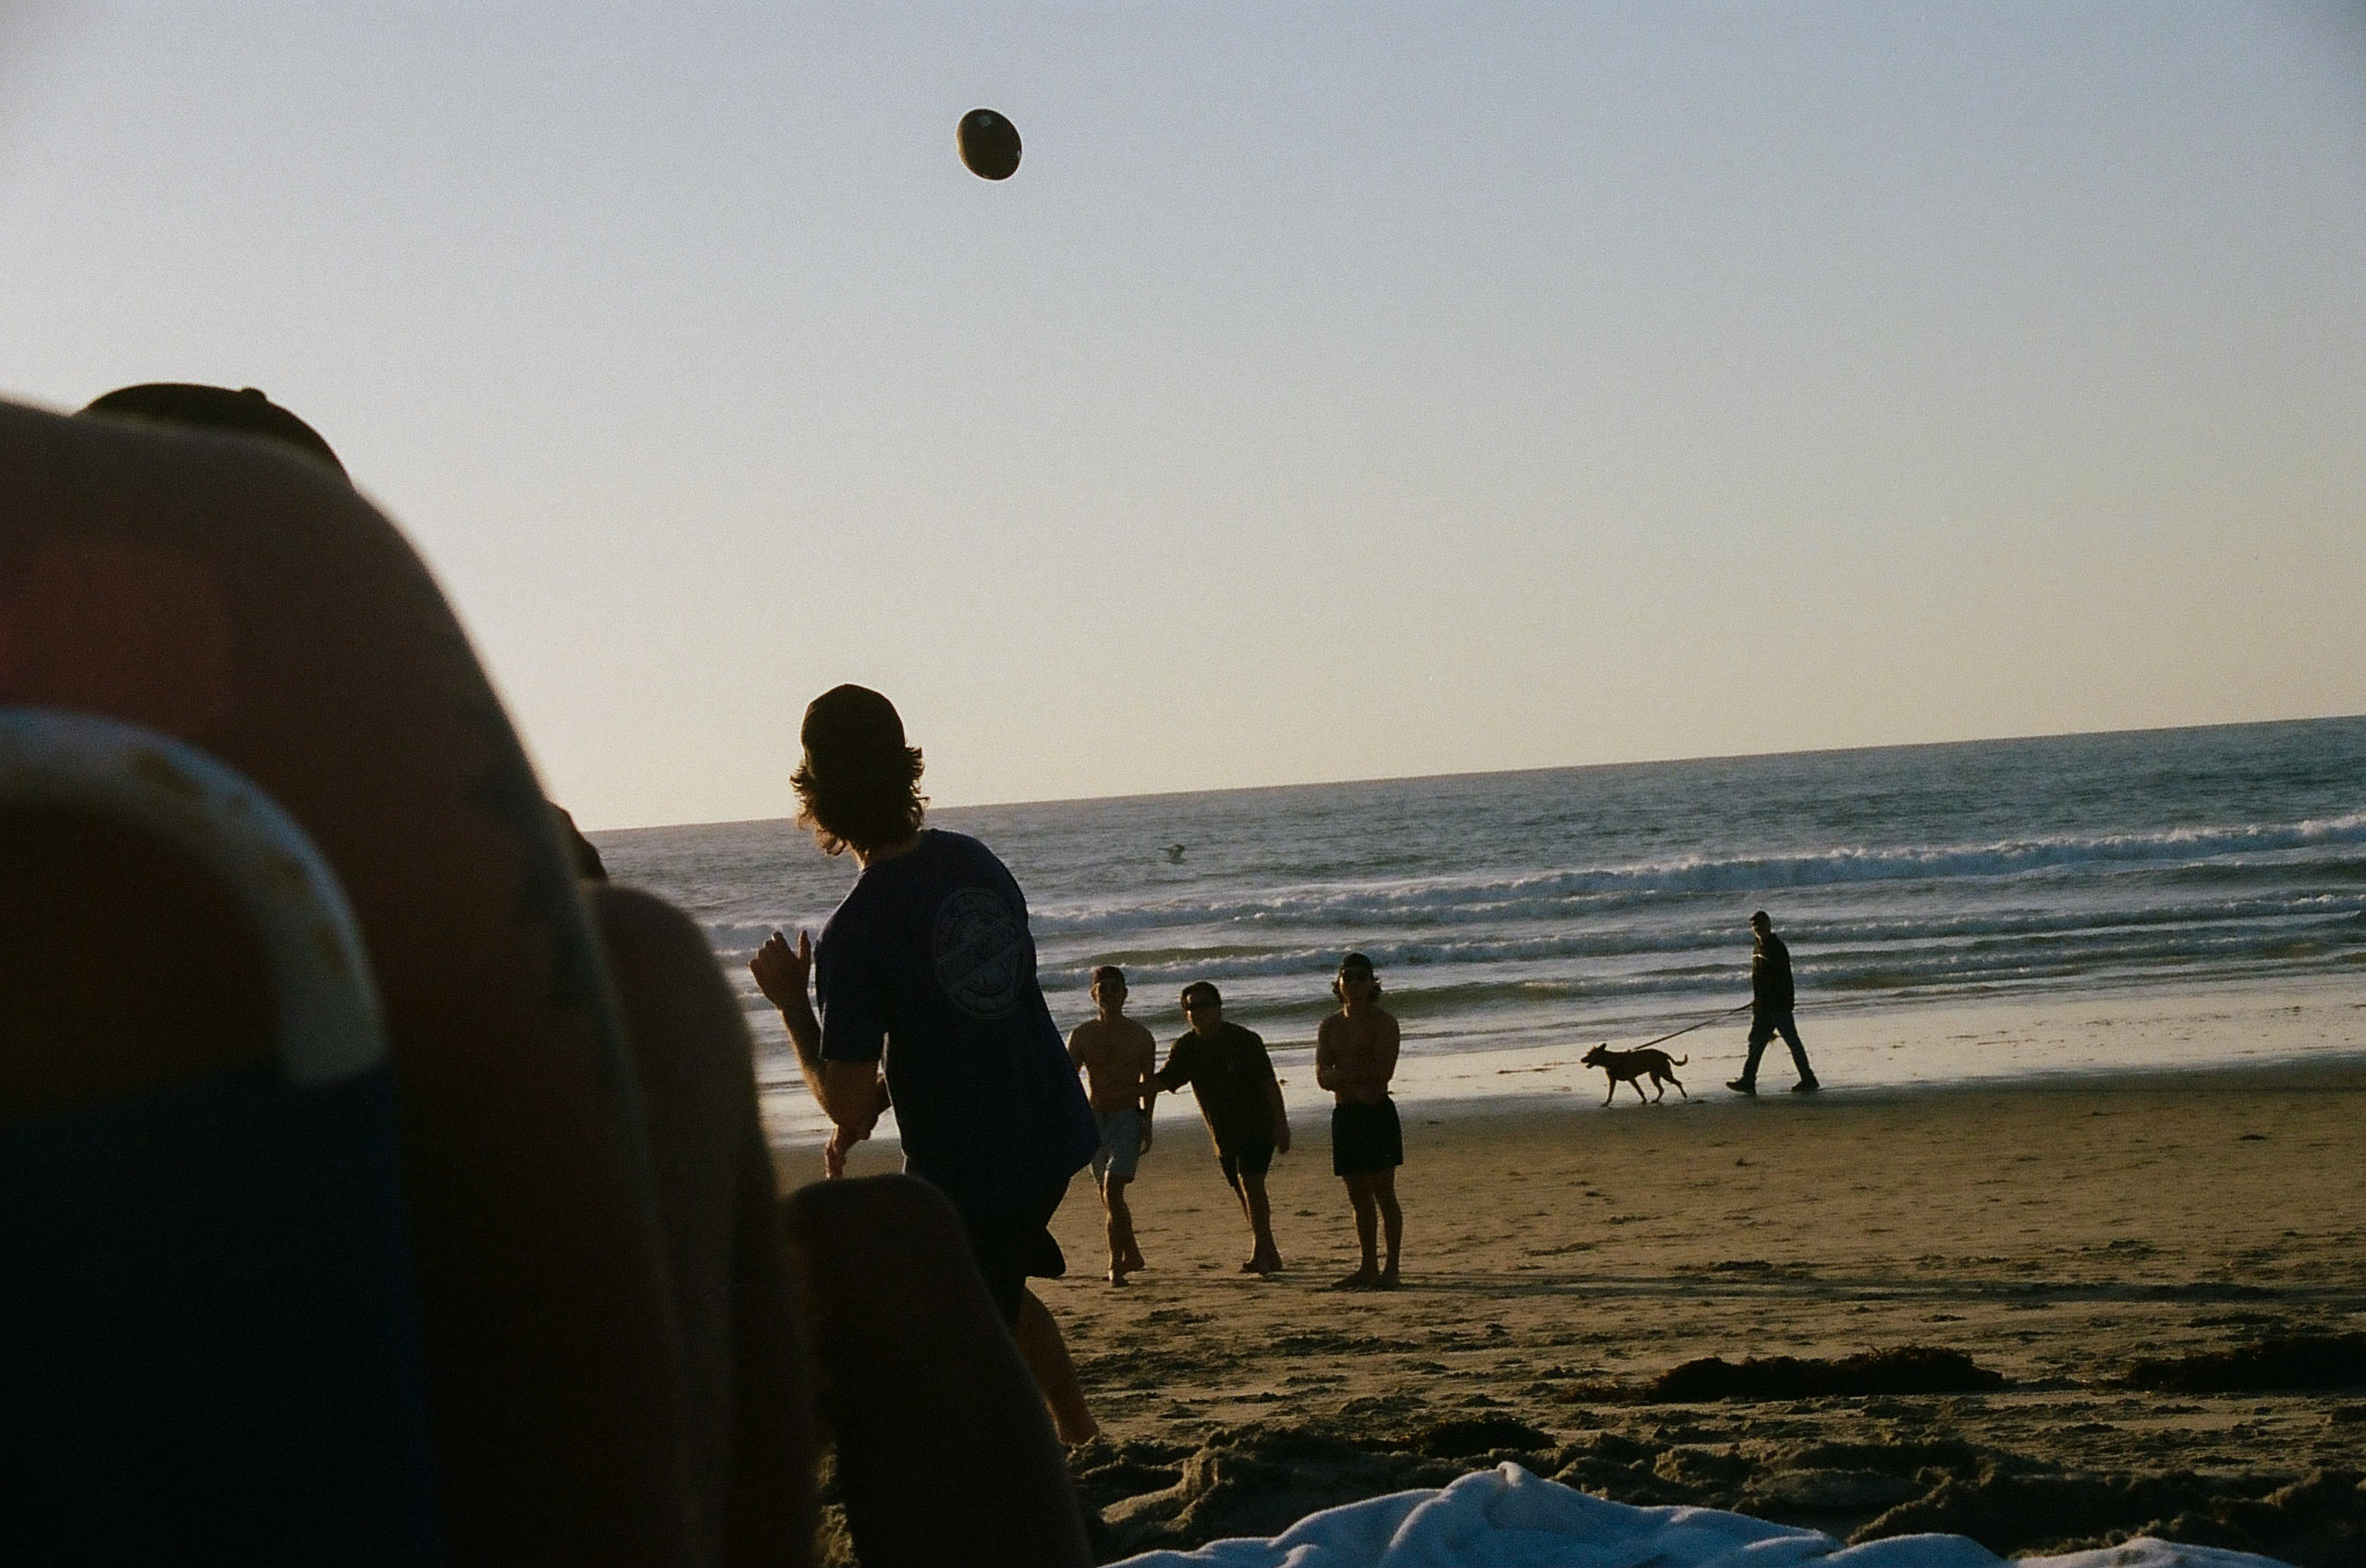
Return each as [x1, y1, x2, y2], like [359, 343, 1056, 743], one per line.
[751, 685, 1102, 1444]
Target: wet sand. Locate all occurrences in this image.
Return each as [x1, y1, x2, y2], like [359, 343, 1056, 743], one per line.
[828, 1055, 2366, 1560]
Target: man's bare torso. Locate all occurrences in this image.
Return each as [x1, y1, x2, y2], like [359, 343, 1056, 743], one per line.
[1315, 1006, 1400, 1106]
[1069, 1016, 1156, 1112]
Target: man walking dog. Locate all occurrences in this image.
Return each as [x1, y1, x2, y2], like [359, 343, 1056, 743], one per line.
[1728, 910, 1821, 1096]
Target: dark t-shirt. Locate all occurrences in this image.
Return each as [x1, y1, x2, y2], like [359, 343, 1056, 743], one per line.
[1152, 1022, 1279, 1154]
[815, 830, 1099, 1221]
[1750, 930, 1796, 1014]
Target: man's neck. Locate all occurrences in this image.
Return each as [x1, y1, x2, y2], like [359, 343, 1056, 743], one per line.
[851, 830, 924, 870]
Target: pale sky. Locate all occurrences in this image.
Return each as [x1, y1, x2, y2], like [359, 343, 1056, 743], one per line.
[4, 3, 2361, 827]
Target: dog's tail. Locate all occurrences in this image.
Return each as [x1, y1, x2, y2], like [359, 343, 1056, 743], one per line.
[1672, 1055, 1688, 1066]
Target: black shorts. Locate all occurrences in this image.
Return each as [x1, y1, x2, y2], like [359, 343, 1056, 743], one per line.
[1332, 1097, 1403, 1176]
[1217, 1143, 1274, 1193]
[960, 1177, 1071, 1326]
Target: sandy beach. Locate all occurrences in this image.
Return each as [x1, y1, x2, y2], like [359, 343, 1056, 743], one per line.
[813, 1041, 2366, 1562]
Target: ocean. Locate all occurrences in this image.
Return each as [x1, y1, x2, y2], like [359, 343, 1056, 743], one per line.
[592, 716, 2366, 1144]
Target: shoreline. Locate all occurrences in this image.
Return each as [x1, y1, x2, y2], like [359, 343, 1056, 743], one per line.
[761, 970, 2366, 1154]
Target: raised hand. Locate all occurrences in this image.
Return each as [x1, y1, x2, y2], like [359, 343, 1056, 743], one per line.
[750, 928, 812, 1008]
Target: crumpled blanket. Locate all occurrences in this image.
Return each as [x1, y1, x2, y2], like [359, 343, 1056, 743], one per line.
[1108, 1462, 2289, 1568]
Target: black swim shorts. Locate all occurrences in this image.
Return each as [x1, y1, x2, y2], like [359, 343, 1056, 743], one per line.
[959, 1177, 1072, 1326]
[1331, 1097, 1404, 1176]
[1217, 1142, 1274, 1193]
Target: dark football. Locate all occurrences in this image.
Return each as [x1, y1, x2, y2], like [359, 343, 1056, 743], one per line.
[957, 108, 1022, 180]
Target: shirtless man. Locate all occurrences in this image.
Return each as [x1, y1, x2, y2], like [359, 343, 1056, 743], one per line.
[1067, 966, 1159, 1284]
[1315, 953, 1404, 1290]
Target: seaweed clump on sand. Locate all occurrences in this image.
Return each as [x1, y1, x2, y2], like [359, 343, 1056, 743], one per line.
[1084, 1424, 1475, 1558]
[1857, 1465, 2366, 1567]
[2120, 1332, 2366, 1394]
[1645, 1345, 2006, 1403]
[1401, 1416, 1557, 1459]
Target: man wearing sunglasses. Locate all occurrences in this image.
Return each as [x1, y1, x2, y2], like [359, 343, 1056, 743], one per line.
[1151, 982, 1291, 1274]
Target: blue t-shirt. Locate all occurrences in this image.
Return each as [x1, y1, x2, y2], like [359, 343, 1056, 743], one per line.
[815, 830, 1099, 1221]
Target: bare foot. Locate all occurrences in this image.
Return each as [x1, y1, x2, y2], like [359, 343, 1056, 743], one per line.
[1249, 1252, 1284, 1276]
[1106, 1267, 1130, 1286]
[1376, 1268, 1402, 1290]
[1330, 1270, 1377, 1291]
[1239, 1258, 1266, 1273]
[1056, 1413, 1102, 1446]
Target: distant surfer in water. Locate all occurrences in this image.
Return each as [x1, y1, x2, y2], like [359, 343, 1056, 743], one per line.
[1164, 843, 1187, 863]
[1727, 910, 1820, 1096]
[1316, 953, 1404, 1289]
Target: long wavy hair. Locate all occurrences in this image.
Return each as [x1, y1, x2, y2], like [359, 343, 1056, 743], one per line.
[791, 743, 927, 856]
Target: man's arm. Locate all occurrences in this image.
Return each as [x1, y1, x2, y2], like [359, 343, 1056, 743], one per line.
[1147, 1036, 1190, 1093]
[1252, 1039, 1289, 1154]
[751, 930, 887, 1141]
[1371, 1013, 1401, 1089]
[1131, 1027, 1159, 1150]
[1313, 1015, 1342, 1091]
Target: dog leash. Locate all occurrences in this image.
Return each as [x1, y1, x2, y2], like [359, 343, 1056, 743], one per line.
[1627, 1003, 1754, 1051]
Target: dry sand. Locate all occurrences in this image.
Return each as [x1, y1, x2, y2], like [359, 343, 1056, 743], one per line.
[818, 1052, 2366, 1562]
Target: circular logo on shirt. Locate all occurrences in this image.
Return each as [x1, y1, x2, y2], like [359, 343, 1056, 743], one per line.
[933, 886, 1033, 1017]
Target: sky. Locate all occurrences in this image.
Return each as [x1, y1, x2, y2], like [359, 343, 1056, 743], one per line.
[2, 3, 2361, 828]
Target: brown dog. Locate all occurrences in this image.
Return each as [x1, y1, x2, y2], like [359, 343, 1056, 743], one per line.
[1580, 1043, 1689, 1105]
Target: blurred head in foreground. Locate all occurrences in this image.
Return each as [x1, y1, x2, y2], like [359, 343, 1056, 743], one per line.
[79, 382, 621, 886]
[793, 685, 927, 856]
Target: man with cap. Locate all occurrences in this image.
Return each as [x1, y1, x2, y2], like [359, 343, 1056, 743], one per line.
[1067, 965, 1159, 1285]
[1728, 911, 1821, 1096]
[1151, 980, 1290, 1274]
[1315, 953, 1404, 1289]
[750, 685, 1104, 1443]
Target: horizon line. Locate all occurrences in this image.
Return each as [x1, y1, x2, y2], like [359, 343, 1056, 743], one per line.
[581, 710, 2364, 837]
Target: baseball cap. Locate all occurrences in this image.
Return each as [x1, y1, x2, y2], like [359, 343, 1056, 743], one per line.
[79, 383, 347, 480]
[800, 685, 906, 768]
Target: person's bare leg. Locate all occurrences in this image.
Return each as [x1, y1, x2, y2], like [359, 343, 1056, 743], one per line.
[1334, 1173, 1379, 1288]
[1012, 1288, 1100, 1444]
[1374, 1168, 1403, 1288]
[1117, 1175, 1145, 1273]
[1241, 1171, 1282, 1273]
[786, 1177, 1091, 1568]
[593, 883, 813, 1564]
[1103, 1174, 1140, 1282]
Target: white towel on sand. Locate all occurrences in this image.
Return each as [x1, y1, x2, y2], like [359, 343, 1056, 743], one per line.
[1108, 1462, 2289, 1568]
